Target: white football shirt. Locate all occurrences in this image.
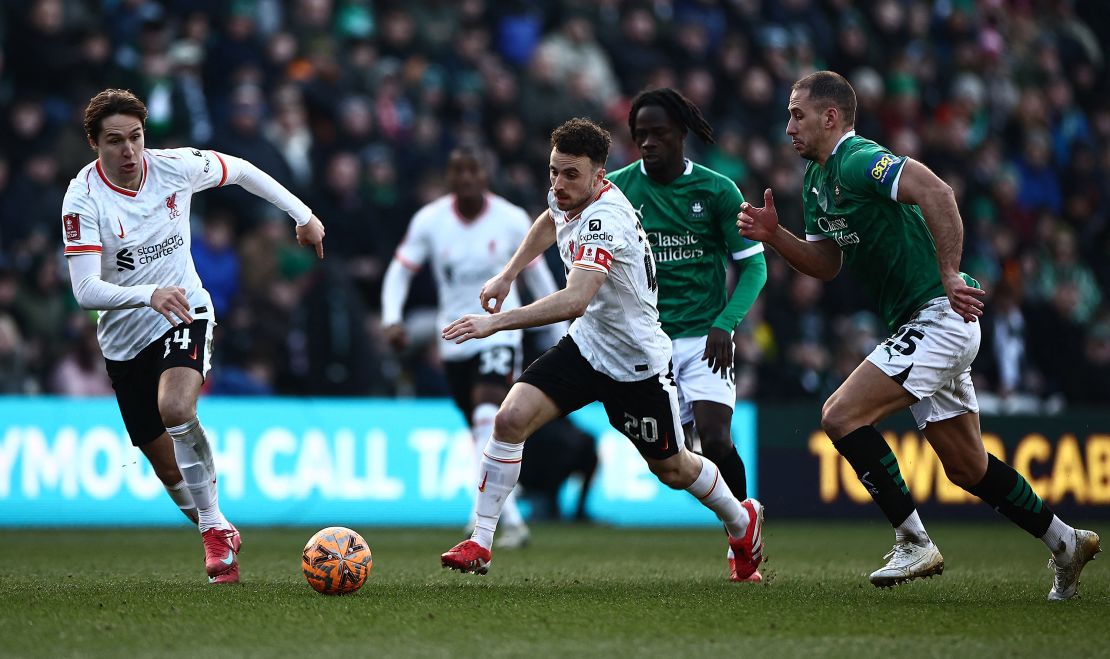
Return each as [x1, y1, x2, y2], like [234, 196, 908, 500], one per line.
[61, 147, 225, 361]
[394, 193, 537, 360]
[548, 182, 671, 381]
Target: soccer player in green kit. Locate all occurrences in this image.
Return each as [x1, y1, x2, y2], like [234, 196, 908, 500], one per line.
[738, 71, 1099, 599]
[609, 89, 768, 582]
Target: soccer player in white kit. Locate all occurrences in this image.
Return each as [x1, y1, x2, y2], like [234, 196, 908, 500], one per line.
[381, 145, 564, 548]
[61, 89, 326, 584]
[439, 119, 764, 579]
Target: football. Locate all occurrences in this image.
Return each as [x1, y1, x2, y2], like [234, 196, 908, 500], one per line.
[301, 526, 373, 595]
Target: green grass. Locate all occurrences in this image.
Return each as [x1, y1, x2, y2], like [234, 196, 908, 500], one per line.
[1, 522, 1106, 658]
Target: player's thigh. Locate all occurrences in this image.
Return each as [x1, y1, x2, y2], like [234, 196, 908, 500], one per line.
[822, 360, 917, 437]
[516, 335, 599, 416]
[494, 382, 564, 441]
[671, 335, 736, 426]
[865, 297, 982, 430]
[923, 411, 987, 487]
[155, 318, 213, 423]
[692, 400, 734, 448]
[104, 347, 168, 447]
[601, 367, 684, 461]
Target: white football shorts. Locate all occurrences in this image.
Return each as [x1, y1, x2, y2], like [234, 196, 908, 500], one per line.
[671, 334, 736, 425]
[865, 296, 981, 429]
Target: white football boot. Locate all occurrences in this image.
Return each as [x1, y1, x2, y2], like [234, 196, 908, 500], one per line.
[869, 540, 944, 588]
[1047, 529, 1101, 601]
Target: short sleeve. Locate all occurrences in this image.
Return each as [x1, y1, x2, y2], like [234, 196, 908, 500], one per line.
[840, 145, 906, 202]
[572, 209, 625, 274]
[61, 183, 102, 256]
[394, 209, 432, 271]
[716, 179, 764, 260]
[170, 147, 229, 192]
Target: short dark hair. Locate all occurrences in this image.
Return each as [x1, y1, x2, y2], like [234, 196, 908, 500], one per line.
[792, 71, 857, 127]
[550, 118, 611, 166]
[449, 142, 492, 172]
[629, 88, 715, 144]
[84, 89, 147, 143]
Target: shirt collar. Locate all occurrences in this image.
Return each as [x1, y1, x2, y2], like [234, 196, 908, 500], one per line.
[831, 130, 856, 155]
[639, 158, 694, 176]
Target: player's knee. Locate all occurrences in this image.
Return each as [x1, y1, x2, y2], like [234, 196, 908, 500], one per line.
[820, 398, 856, 441]
[944, 457, 988, 490]
[158, 399, 196, 429]
[492, 406, 528, 443]
[648, 461, 688, 490]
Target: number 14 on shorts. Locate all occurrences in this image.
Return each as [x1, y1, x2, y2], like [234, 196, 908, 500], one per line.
[164, 327, 192, 357]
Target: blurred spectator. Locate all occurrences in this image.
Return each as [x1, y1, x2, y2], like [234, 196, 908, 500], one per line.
[534, 14, 619, 108]
[1071, 321, 1110, 405]
[192, 211, 241, 315]
[50, 321, 113, 396]
[0, 0, 1105, 408]
[0, 313, 33, 394]
[1032, 227, 1102, 324]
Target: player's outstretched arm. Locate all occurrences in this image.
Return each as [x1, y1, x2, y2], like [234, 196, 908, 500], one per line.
[481, 210, 557, 313]
[738, 188, 842, 281]
[445, 267, 604, 344]
[217, 153, 325, 258]
[894, 159, 985, 322]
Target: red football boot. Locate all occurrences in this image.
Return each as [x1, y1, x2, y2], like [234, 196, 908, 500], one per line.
[441, 540, 492, 574]
[203, 524, 241, 582]
[727, 499, 764, 581]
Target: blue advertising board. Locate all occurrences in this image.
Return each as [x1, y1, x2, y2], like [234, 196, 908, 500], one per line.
[0, 397, 757, 527]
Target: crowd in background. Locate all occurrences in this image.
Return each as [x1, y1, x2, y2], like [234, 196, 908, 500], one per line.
[0, 0, 1108, 413]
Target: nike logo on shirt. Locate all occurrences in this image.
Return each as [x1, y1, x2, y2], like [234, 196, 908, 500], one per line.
[116, 218, 125, 238]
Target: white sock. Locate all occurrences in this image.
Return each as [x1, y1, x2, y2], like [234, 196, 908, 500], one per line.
[471, 437, 524, 550]
[168, 416, 228, 532]
[1041, 515, 1076, 559]
[687, 454, 748, 538]
[895, 510, 930, 545]
[164, 479, 198, 524]
[472, 403, 525, 529]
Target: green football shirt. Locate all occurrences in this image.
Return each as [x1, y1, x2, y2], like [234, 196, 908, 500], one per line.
[609, 159, 764, 339]
[802, 132, 972, 332]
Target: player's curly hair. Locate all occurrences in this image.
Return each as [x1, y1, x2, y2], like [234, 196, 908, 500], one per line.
[550, 118, 611, 166]
[792, 71, 857, 127]
[628, 88, 715, 144]
[84, 89, 147, 144]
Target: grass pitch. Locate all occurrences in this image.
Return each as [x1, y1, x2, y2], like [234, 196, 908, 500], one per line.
[1, 521, 1106, 658]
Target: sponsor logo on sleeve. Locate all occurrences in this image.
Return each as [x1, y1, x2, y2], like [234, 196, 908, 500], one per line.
[63, 213, 81, 241]
[588, 219, 601, 231]
[575, 244, 614, 271]
[869, 153, 900, 183]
